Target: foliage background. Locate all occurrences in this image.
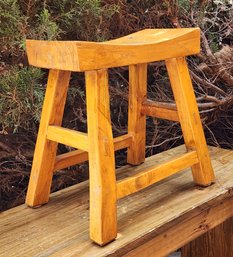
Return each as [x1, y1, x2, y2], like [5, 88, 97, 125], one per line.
[0, 0, 233, 211]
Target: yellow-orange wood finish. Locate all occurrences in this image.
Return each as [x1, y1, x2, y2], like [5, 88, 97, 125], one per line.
[85, 69, 117, 245]
[141, 99, 179, 122]
[26, 28, 200, 71]
[127, 63, 147, 165]
[117, 150, 199, 199]
[26, 70, 71, 207]
[25, 27, 214, 245]
[54, 133, 132, 171]
[166, 57, 215, 185]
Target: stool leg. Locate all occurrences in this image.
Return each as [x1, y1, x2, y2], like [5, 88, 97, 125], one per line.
[26, 70, 71, 207]
[85, 69, 117, 245]
[165, 57, 215, 186]
[127, 63, 147, 165]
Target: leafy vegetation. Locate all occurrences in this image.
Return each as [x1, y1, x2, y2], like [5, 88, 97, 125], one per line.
[0, 67, 44, 133]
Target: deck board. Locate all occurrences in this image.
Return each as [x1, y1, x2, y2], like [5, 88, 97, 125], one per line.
[1, 145, 233, 257]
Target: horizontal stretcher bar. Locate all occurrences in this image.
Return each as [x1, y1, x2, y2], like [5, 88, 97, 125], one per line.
[53, 133, 133, 171]
[141, 100, 179, 122]
[117, 150, 199, 199]
[47, 126, 89, 151]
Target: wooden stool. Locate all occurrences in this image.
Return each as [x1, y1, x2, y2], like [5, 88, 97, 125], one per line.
[26, 28, 215, 245]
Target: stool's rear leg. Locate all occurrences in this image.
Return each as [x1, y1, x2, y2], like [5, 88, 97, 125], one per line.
[26, 70, 71, 207]
[85, 69, 117, 245]
[166, 57, 215, 186]
[127, 63, 147, 165]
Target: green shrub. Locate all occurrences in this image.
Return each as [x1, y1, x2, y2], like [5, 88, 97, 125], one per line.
[0, 0, 119, 59]
[0, 0, 119, 134]
[0, 67, 44, 133]
[0, 0, 232, 136]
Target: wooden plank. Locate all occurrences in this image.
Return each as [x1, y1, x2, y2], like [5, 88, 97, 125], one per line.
[127, 63, 147, 165]
[85, 69, 117, 245]
[54, 134, 132, 171]
[166, 57, 215, 186]
[26, 70, 71, 207]
[117, 150, 198, 199]
[54, 149, 88, 171]
[141, 99, 179, 122]
[26, 28, 200, 71]
[124, 194, 233, 257]
[47, 125, 88, 151]
[114, 134, 132, 151]
[1, 146, 233, 257]
[181, 217, 233, 257]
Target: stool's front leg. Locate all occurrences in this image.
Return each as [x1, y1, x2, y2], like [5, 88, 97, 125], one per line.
[26, 70, 71, 207]
[85, 69, 117, 245]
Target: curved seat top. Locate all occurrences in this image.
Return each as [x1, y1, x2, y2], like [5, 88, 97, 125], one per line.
[26, 28, 200, 71]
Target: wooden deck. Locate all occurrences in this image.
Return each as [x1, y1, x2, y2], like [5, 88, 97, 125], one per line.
[1, 145, 233, 257]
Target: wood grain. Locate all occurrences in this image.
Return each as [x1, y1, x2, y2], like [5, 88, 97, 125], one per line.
[127, 63, 147, 165]
[54, 134, 132, 171]
[22, 26, 225, 256]
[125, 196, 233, 257]
[54, 149, 88, 171]
[47, 125, 88, 151]
[1, 146, 232, 257]
[26, 70, 71, 207]
[181, 217, 233, 257]
[166, 57, 215, 186]
[141, 99, 179, 122]
[26, 28, 200, 71]
[117, 150, 198, 199]
[85, 69, 117, 245]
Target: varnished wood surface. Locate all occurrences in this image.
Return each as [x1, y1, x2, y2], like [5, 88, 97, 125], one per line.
[54, 134, 132, 171]
[166, 58, 215, 186]
[141, 100, 179, 122]
[25, 70, 71, 207]
[1, 145, 233, 256]
[117, 150, 199, 199]
[127, 63, 147, 165]
[26, 28, 200, 71]
[85, 69, 117, 245]
[47, 126, 89, 151]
